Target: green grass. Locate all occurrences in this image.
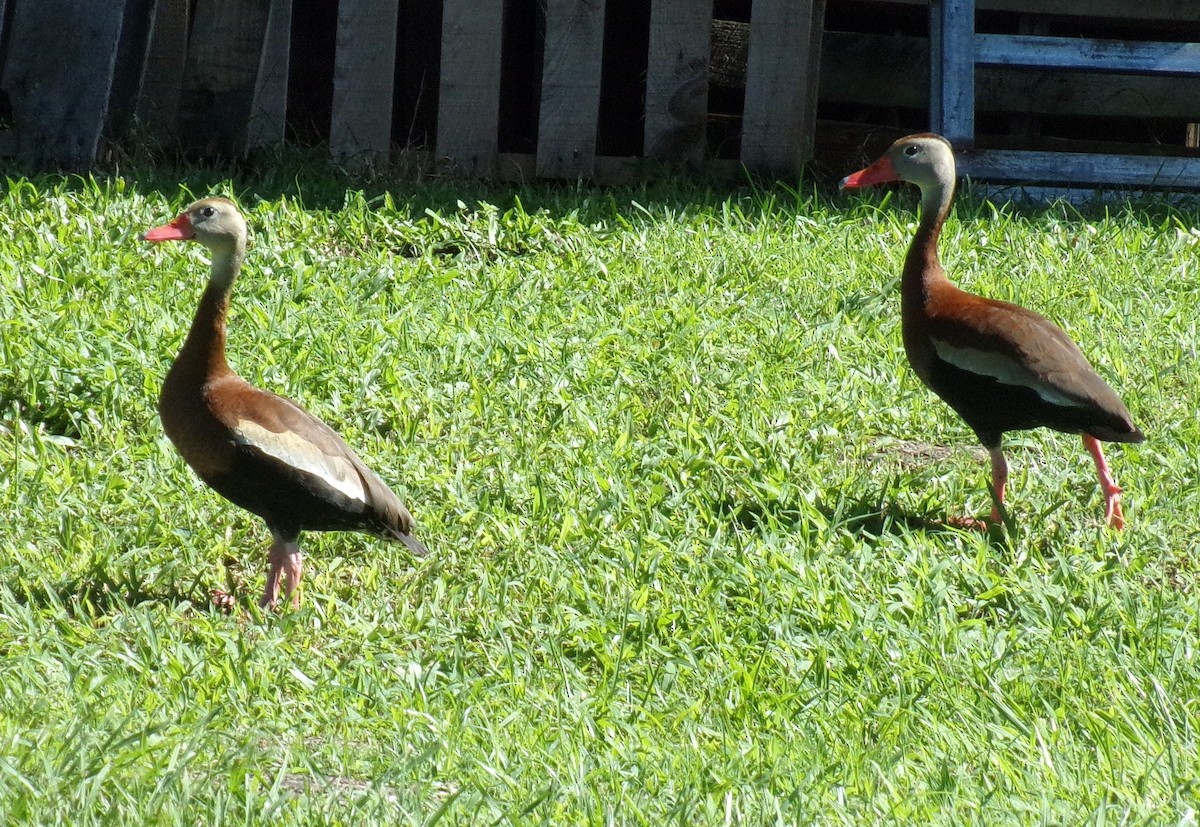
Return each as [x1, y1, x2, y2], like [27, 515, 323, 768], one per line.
[1, 158, 1198, 824]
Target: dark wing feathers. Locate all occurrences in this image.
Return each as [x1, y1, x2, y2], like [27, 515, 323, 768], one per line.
[923, 293, 1142, 442]
[206, 377, 427, 547]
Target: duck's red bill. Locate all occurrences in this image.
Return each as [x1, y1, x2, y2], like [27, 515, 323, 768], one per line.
[839, 156, 898, 189]
[141, 215, 193, 242]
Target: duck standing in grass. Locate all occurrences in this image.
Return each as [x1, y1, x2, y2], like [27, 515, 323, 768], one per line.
[840, 133, 1143, 529]
[143, 197, 427, 608]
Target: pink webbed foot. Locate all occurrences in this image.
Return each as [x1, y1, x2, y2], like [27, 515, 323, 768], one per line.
[1084, 435, 1127, 530]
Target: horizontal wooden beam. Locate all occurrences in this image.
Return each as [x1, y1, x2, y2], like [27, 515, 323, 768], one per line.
[818, 31, 1200, 120]
[976, 34, 1200, 76]
[959, 149, 1200, 187]
[497, 152, 742, 183]
[881, 0, 1199, 22]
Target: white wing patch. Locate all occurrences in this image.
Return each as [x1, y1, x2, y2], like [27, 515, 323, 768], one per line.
[233, 419, 368, 504]
[932, 339, 1081, 408]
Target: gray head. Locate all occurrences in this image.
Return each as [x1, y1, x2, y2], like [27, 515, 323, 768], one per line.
[142, 197, 248, 252]
[839, 133, 957, 193]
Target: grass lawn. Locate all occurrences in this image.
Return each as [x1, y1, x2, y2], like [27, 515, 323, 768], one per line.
[0, 156, 1197, 824]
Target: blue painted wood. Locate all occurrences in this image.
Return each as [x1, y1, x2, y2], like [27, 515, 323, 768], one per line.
[960, 150, 1200, 188]
[929, 0, 975, 145]
[976, 34, 1200, 76]
[931, 0, 1200, 188]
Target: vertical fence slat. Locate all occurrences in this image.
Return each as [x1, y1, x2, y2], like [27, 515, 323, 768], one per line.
[645, 0, 711, 163]
[537, 0, 606, 178]
[930, 0, 975, 144]
[741, 0, 823, 175]
[247, 0, 292, 150]
[179, 0, 270, 155]
[330, 0, 399, 166]
[135, 0, 188, 143]
[436, 0, 504, 175]
[1, 0, 128, 165]
[800, 0, 826, 166]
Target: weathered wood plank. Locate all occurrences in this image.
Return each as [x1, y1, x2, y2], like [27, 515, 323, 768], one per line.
[330, 0, 399, 166]
[644, 0, 710, 163]
[435, 0, 504, 176]
[536, 0, 606, 178]
[929, 0, 974, 144]
[247, 0, 293, 149]
[819, 30, 1200, 120]
[800, 0, 828, 167]
[976, 34, 1200, 75]
[179, 0, 271, 156]
[499, 152, 743, 184]
[135, 0, 189, 143]
[883, 0, 1199, 22]
[1, 0, 129, 165]
[107, 0, 156, 140]
[742, 0, 823, 174]
[960, 149, 1200, 187]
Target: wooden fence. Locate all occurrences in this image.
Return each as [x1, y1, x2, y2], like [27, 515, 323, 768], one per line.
[0, 0, 1197, 188]
[0, 0, 826, 179]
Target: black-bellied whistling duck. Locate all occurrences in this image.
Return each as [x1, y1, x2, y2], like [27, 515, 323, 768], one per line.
[143, 197, 427, 608]
[840, 134, 1143, 529]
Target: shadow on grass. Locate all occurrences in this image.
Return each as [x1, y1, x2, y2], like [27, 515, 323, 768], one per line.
[7, 557, 234, 618]
[719, 492, 1011, 550]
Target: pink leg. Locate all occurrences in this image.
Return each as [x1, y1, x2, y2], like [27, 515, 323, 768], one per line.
[988, 446, 1008, 524]
[1083, 435, 1125, 529]
[282, 547, 303, 608]
[261, 534, 304, 609]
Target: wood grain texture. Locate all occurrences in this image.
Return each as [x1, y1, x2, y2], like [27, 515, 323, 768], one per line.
[644, 0, 710, 163]
[179, 0, 271, 156]
[106, 0, 156, 140]
[976, 34, 1200, 75]
[247, 0, 293, 149]
[330, 0, 399, 166]
[435, 0, 504, 176]
[741, 0, 823, 175]
[536, 0, 606, 178]
[883, 0, 1198, 22]
[960, 149, 1200, 187]
[135, 0, 189, 143]
[929, 0, 975, 144]
[1, 0, 128, 165]
[820, 30, 1200, 120]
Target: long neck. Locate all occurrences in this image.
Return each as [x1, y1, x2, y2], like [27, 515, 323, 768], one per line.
[902, 175, 955, 308]
[173, 244, 244, 381]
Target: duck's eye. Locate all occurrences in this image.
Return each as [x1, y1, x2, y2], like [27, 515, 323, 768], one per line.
[200, 206, 216, 218]
[904, 145, 920, 157]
